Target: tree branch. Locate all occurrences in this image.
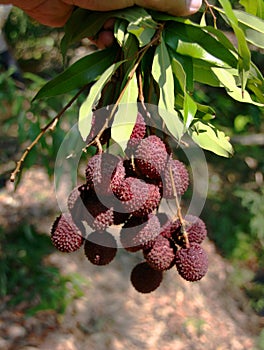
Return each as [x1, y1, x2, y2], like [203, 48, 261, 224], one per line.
[10, 85, 87, 183]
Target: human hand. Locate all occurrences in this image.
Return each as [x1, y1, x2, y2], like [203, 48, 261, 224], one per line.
[0, 0, 202, 27]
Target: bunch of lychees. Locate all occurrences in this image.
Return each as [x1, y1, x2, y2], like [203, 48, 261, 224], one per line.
[51, 112, 208, 293]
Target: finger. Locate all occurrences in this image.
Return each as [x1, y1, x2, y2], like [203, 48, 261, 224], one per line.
[135, 0, 202, 16]
[63, 0, 134, 11]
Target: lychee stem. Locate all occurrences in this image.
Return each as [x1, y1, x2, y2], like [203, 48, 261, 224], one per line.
[203, 0, 217, 28]
[169, 163, 190, 248]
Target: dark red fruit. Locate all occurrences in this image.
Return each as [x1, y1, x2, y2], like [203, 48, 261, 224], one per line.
[162, 215, 207, 246]
[126, 112, 146, 150]
[67, 185, 87, 233]
[175, 243, 208, 282]
[184, 215, 207, 244]
[51, 213, 84, 253]
[120, 214, 160, 252]
[135, 135, 168, 179]
[84, 230, 117, 265]
[80, 187, 114, 231]
[162, 157, 189, 198]
[160, 218, 181, 239]
[85, 153, 125, 196]
[144, 235, 175, 271]
[116, 177, 161, 217]
[130, 262, 163, 293]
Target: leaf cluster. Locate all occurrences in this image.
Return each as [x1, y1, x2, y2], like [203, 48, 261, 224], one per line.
[33, 2, 264, 158]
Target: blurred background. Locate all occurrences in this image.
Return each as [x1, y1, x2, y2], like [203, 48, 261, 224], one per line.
[0, 3, 264, 350]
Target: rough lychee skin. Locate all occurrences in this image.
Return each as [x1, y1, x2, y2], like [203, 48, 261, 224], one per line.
[135, 135, 168, 179]
[160, 218, 181, 239]
[130, 262, 163, 294]
[80, 187, 114, 231]
[85, 153, 125, 196]
[111, 159, 126, 194]
[144, 235, 175, 271]
[163, 215, 207, 246]
[175, 243, 208, 282]
[184, 215, 207, 244]
[126, 112, 146, 150]
[162, 158, 189, 198]
[116, 177, 161, 217]
[120, 214, 160, 252]
[51, 213, 84, 253]
[84, 230, 117, 265]
[67, 185, 87, 233]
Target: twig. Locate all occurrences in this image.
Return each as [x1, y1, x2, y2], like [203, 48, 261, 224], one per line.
[203, 0, 217, 28]
[10, 85, 87, 182]
[169, 162, 189, 248]
[137, 70, 152, 120]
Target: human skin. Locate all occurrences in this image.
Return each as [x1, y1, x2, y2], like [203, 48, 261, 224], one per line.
[0, 0, 202, 27]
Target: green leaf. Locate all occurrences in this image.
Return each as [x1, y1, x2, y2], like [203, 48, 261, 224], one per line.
[111, 74, 138, 152]
[190, 121, 234, 157]
[78, 61, 123, 141]
[192, 59, 222, 87]
[202, 26, 238, 53]
[171, 57, 186, 93]
[62, 7, 157, 55]
[215, 1, 251, 92]
[239, 0, 257, 16]
[114, 19, 128, 46]
[122, 33, 139, 77]
[113, 6, 157, 25]
[61, 9, 111, 58]
[127, 22, 156, 47]
[233, 9, 264, 48]
[196, 103, 216, 117]
[183, 94, 197, 130]
[170, 57, 197, 129]
[152, 38, 184, 140]
[234, 9, 264, 32]
[34, 47, 117, 100]
[165, 22, 237, 68]
[211, 67, 264, 106]
[123, 7, 157, 46]
[240, 0, 264, 19]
